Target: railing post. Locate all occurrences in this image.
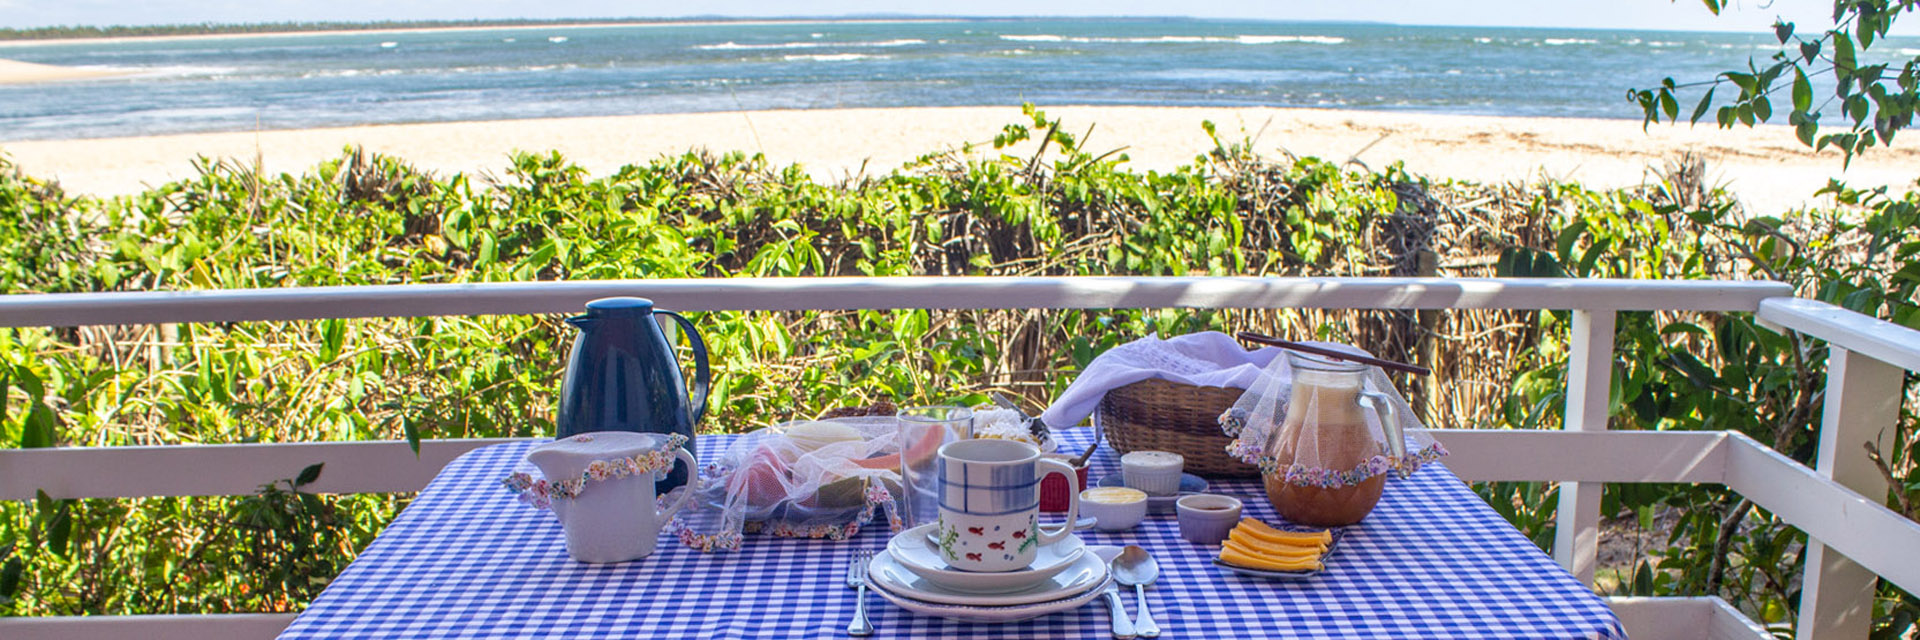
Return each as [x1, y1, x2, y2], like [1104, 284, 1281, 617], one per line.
[1555, 309, 1614, 586]
[1798, 346, 1902, 640]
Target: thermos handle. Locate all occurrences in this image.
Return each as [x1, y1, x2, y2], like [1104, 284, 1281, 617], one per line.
[655, 310, 711, 426]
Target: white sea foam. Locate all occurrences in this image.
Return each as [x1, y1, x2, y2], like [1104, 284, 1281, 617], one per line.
[548, 36, 568, 43]
[1542, 38, 1597, 46]
[1474, 37, 1495, 44]
[997, 34, 1343, 45]
[696, 38, 925, 50]
[132, 65, 243, 80]
[1234, 35, 1345, 45]
[783, 53, 885, 62]
[379, 42, 398, 49]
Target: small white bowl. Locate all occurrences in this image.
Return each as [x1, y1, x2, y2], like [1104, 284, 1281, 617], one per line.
[1079, 487, 1148, 531]
[1175, 494, 1244, 545]
[1120, 451, 1185, 496]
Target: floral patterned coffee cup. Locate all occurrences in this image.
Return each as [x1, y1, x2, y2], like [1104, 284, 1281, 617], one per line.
[934, 439, 1081, 572]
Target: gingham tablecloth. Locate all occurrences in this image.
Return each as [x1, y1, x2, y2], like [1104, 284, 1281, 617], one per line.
[278, 429, 1627, 639]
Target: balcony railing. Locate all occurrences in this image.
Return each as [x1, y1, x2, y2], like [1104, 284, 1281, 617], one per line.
[0, 276, 1916, 640]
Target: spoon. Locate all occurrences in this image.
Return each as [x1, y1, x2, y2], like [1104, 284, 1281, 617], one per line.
[1112, 546, 1162, 638]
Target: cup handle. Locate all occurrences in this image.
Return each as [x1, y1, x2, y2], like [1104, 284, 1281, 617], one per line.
[657, 448, 699, 520]
[1035, 457, 1081, 545]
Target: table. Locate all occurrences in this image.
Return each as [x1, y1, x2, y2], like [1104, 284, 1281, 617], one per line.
[279, 429, 1626, 639]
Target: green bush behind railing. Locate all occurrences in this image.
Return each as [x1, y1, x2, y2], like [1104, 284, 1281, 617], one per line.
[0, 107, 1914, 635]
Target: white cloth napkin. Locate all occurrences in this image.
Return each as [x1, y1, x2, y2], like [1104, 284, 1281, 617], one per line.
[1041, 331, 1286, 429]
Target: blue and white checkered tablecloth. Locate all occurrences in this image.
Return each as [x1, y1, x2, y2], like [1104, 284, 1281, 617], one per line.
[279, 428, 1627, 639]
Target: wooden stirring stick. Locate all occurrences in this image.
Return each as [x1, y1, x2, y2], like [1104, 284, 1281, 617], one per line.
[1235, 331, 1433, 376]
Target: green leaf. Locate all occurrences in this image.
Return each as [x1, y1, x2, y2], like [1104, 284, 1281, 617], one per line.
[1792, 68, 1812, 112]
[1773, 21, 1794, 44]
[1555, 219, 1588, 260]
[404, 414, 421, 456]
[1690, 87, 1716, 124]
[319, 318, 347, 361]
[294, 463, 325, 488]
[0, 556, 22, 601]
[1726, 72, 1757, 93]
[1797, 119, 1819, 146]
[34, 490, 71, 560]
[1659, 90, 1678, 121]
[1752, 96, 1771, 121]
[1578, 238, 1611, 277]
[20, 404, 54, 449]
[1800, 41, 1820, 63]
[1835, 33, 1857, 75]
[13, 366, 42, 400]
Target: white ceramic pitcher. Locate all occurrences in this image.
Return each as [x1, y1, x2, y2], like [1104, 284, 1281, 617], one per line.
[527, 431, 697, 563]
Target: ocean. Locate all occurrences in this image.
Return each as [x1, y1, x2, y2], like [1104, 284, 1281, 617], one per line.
[3, 18, 1915, 141]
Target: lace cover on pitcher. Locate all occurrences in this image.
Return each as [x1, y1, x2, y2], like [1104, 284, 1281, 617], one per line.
[1218, 343, 1446, 488]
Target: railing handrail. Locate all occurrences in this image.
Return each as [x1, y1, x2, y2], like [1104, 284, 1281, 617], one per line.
[0, 276, 1793, 327]
[1759, 297, 1920, 373]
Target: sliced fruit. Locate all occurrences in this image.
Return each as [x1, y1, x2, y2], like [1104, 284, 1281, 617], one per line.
[784, 421, 865, 452]
[1227, 529, 1326, 557]
[730, 446, 792, 510]
[1237, 518, 1332, 545]
[1222, 538, 1321, 561]
[1220, 545, 1324, 572]
[851, 421, 946, 470]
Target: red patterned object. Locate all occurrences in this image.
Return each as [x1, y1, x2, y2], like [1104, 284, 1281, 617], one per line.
[1039, 463, 1089, 512]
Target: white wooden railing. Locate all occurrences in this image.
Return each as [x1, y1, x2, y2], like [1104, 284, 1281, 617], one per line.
[0, 277, 1916, 640]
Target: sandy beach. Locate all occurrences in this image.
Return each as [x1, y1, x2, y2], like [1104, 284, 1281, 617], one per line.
[4, 105, 1917, 214]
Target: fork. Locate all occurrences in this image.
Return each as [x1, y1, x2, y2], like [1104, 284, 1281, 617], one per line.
[846, 551, 874, 636]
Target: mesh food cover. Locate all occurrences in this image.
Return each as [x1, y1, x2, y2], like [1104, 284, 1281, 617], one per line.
[1218, 346, 1445, 524]
[673, 416, 951, 551]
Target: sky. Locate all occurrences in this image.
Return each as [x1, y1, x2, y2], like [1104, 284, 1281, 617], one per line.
[0, 0, 1910, 36]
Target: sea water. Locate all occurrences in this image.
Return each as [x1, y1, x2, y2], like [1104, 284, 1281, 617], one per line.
[3, 18, 1914, 141]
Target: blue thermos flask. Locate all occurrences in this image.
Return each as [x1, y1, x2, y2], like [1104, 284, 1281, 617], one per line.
[555, 297, 710, 493]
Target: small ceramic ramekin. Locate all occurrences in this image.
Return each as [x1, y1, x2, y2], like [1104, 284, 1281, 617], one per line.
[1120, 451, 1185, 496]
[1176, 493, 1244, 545]
[1080, 487, 1148, 531]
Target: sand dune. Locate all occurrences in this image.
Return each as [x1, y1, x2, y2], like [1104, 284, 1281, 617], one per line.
[3, 105, 1916, 214]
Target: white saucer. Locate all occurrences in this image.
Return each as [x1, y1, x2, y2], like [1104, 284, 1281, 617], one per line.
[888, 523, 1086, 593]
[868, 545, 1106, 606]
[868, 575, 1112, 623]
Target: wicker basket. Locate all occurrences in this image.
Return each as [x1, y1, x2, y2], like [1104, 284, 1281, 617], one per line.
[1097, 378, 1260, 478]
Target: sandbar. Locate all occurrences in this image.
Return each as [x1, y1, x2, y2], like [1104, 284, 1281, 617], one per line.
[0, 58, 125, 84]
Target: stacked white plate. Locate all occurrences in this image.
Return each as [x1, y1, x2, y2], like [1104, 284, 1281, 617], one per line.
[868, 523, 1111, 623]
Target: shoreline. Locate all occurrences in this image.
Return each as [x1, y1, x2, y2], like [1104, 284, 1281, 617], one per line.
[3, 105, 1915, 214]
[0, 18, 966, 49]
